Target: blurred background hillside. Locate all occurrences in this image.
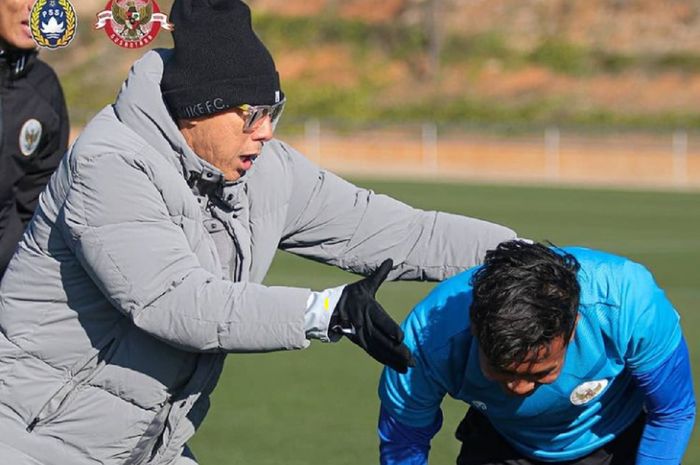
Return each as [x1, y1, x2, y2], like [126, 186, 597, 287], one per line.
[47, 0, 700, 129]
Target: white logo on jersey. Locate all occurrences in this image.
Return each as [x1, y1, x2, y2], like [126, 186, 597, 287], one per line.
[19, 118, 42, 157]
[471, 400, 487, 411]
[570, 379, 609, 405]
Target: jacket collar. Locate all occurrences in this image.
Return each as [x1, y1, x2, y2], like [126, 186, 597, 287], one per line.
[0, 46, 36, 80]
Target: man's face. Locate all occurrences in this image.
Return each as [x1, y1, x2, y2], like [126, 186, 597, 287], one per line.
[0, 0, 35, 50]
[179, 108, 274, 182]
[478, 335, 569, 397]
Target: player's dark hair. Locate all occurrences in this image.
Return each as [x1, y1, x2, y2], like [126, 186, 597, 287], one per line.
[470, 240, 580, 371]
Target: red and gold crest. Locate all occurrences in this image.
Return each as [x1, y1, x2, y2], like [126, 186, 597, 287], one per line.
[95, 0, 172, 49]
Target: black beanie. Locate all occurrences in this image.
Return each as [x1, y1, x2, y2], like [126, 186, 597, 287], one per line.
[161, 0, 284, 119]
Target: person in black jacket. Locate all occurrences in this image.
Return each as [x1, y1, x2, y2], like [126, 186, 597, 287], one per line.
[0, 0, 69, 278]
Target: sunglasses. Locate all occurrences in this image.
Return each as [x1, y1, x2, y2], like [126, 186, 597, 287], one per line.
[238, 98, 286, 133]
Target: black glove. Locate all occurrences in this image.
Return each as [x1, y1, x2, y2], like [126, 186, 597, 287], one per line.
[329, 259, 415, 373]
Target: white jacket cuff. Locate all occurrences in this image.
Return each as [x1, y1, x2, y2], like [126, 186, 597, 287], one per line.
[304, 285, 346, 342]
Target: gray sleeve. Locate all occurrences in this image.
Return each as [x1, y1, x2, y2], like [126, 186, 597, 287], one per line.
[277, 142, 517, 281]
[61, 152, 310, 353]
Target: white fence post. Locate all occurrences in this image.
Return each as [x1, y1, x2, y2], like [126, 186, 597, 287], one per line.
[545, 126, 561, 180]
[672, 130, 688, 186]
[422, 122, 438, 173]
[305, 119, 321, 164]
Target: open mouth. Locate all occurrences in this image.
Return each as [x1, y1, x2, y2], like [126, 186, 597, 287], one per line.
[239, 154, 258, 171]
[21, 20, 31, 38]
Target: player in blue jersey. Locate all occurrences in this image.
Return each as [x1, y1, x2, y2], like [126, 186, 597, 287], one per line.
[378, 241, 695, 465]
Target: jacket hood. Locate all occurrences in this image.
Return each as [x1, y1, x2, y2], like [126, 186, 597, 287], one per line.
[113, 49, 243, 191]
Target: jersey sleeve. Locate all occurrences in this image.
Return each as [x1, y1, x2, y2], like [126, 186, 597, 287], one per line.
[378, 406, 443, 465]
[378, 304, 449, 427]
[378, 304, 449, 465]
[378, 269, 476, 464]
[634, 336, 696, 465]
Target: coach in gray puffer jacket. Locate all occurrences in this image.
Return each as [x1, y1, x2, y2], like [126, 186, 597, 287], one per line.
[0, 2, 516, 465]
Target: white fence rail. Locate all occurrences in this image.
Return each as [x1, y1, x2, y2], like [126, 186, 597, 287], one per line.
[279, 121, 699, 190]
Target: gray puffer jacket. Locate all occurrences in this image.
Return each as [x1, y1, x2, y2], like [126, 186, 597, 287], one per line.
[0, 50, 516, 465]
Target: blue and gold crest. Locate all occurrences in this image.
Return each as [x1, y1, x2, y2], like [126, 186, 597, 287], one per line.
[30, 0, 77, 49]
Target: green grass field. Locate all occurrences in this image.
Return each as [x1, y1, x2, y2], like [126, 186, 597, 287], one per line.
[191, 180, 700, 465]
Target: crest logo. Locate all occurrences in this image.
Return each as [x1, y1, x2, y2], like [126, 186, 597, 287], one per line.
[570, 379, 608, 406]
[19, 119, 43, 157]
[95, 0, 173, 49]
[30, 0, 77, 49]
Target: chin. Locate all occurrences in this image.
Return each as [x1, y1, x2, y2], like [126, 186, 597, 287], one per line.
[11, 37, 36, 50]
[224, 171, 243, 182]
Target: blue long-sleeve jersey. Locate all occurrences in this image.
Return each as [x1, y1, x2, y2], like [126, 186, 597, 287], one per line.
[379, 247, 695, 464]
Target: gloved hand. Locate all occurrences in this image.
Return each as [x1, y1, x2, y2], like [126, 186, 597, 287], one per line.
[329, 259, 415, 373]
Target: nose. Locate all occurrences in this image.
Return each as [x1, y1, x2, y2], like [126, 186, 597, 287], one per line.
[252, 116, 274, 142]
[505, 379, 536, 396]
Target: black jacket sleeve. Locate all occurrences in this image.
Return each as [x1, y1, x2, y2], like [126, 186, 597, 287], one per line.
[14, 73, 69, 224]
[0, 57, 69, 279]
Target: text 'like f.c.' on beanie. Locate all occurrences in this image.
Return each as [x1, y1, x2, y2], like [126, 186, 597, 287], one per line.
[161, 0, 284, 120]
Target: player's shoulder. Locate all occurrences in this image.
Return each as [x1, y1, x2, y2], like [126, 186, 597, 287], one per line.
[26, 56, 61, 88]
[564, 246, 649, 283]
[29, 56, 57, 77]
[19, 55, 66, 112]
[564, 246, 656, 317]
[403, 268, 477, 352]
[560, 246, 628, 268]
